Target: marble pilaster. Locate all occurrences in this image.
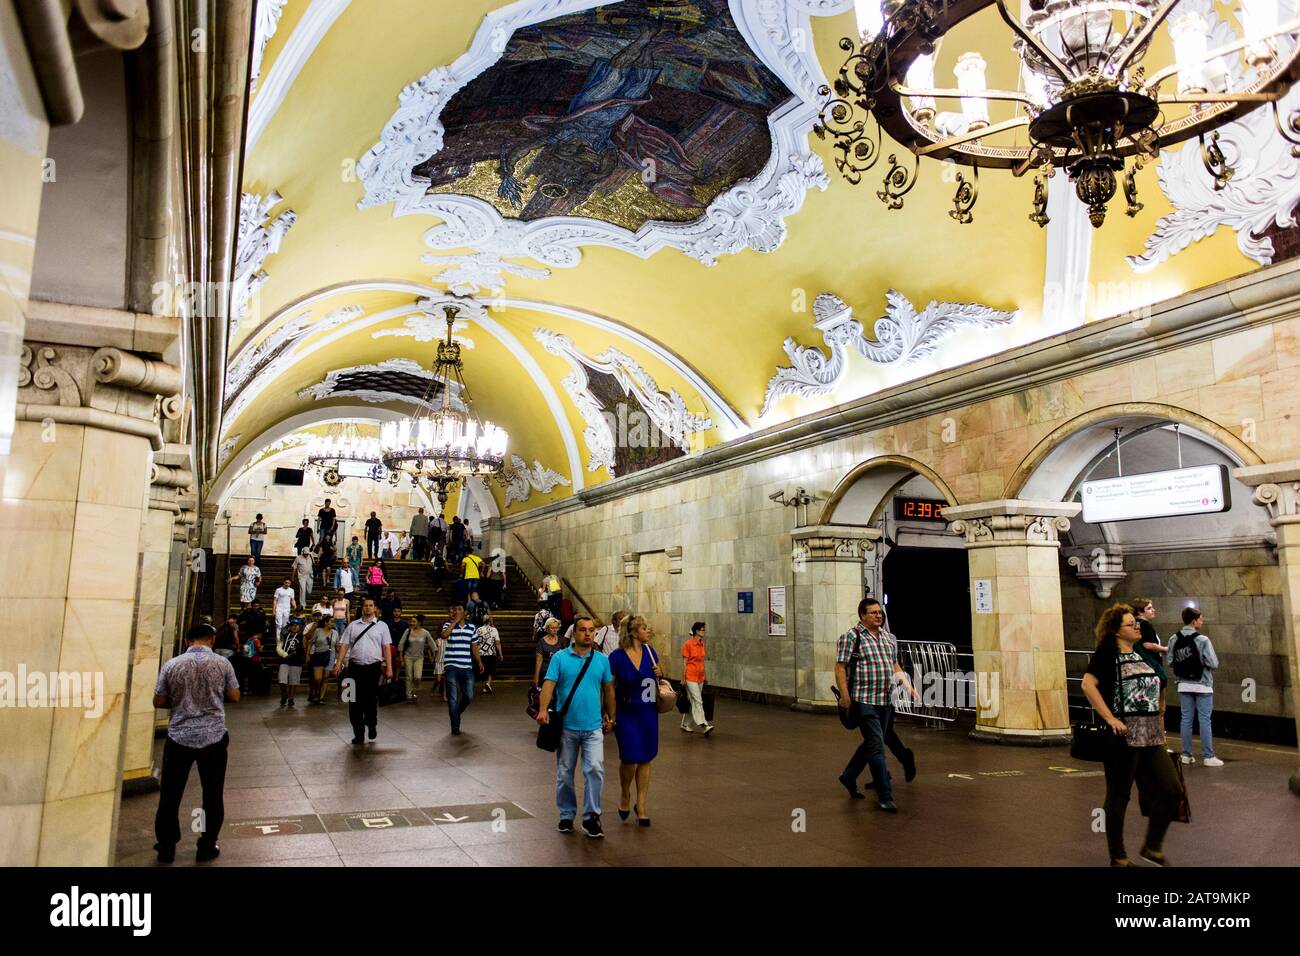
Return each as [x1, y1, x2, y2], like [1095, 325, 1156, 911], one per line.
[790, 524, 882, 710]
[0, 311, 179, 865]
[1233, 460, 1300, 796]
[945, 500, 1081, 744]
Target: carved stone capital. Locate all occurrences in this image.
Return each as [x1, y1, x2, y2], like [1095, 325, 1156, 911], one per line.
[790, 524, 882, 565]
[1065, 545, 1127, 599]
[16, 340, 182, 449]
[1234, 461, 1300, 527]
[944, 500, 1081, 549]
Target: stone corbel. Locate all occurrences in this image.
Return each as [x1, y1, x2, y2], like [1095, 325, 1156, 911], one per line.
[944, 500, 1081, 549]
[622, 552, 640, 580]
[666, 546, 683, 575]
[1065, 545, 1127, 599]
[789, 524, 882, 568]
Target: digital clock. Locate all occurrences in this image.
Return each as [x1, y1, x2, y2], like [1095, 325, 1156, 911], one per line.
[893, 496, 948, 522]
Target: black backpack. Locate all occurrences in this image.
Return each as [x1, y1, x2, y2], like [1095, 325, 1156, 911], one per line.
[1170, 632, 1205, 681]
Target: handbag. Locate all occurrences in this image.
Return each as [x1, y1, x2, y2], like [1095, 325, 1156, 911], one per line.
[645, 645, 676, 714]
[1139, 749, 1192, 824]
[537, 650, 596, 752]
[377, 677, 407, 706]
[1069, 653, 1126, 762]
[526, 682, 541, 720]
[830, 628, 866, 730]
[674, 680, 690, 714]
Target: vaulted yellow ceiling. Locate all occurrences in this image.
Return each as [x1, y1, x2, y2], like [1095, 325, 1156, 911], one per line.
[226, 0, 1271, 512]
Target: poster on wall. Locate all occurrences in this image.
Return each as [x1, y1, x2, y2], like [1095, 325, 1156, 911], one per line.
[767, 586, 786, 636]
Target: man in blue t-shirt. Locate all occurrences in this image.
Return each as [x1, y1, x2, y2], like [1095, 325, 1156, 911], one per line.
[538, 616, 615, 838]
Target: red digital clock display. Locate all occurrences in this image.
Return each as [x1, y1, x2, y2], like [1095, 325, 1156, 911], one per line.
[894, 497, 947, 522]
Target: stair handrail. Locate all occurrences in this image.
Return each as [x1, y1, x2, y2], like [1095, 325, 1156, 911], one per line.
[510, 532, 601, 625]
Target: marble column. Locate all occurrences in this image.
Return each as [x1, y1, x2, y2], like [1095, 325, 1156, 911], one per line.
[1233, 460, 1300, 796]
[0, 314, 178, 865]
[790, 524, 882, 711]
[122, 447, 193, 794]
[945, 500, 1081, 744]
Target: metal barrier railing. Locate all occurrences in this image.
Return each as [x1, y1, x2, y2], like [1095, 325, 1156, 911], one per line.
[890, 646, 1098, 725]
[893, 640, 962, 723]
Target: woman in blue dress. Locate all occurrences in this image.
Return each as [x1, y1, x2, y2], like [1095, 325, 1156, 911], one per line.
[608, 614, 662, 826]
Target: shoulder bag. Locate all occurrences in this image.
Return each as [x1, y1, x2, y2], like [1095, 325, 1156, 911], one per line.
[1070, 651, 1126, 762]
[645, 645, 677, 714]
[830, 627, 867, 730]
[537, 651, 596, 752]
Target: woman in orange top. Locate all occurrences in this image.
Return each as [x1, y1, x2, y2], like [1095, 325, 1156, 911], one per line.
[680, 622, 714, 736]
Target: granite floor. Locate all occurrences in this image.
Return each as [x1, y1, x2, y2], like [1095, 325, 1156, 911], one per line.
[115, 684, 1300, 867]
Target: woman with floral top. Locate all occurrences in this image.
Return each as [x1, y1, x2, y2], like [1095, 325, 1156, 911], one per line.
[1082, 604, 1185, 868]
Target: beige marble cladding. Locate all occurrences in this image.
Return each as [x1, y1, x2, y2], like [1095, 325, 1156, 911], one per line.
[505, 287, 1300, 724]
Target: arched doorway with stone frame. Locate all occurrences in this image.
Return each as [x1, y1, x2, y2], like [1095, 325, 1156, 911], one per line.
[999, 402, 1290, 748]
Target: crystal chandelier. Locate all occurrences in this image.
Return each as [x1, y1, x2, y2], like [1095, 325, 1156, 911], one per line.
[822, 0, 1300, 226]
[303, 422, 387, 486]
[380, 304, 508, 506]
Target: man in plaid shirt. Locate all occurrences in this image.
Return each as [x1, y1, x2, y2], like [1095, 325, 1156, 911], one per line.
[834, 598, 918, 812]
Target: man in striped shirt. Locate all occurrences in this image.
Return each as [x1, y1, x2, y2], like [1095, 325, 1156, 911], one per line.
[440, 604, 482, 735]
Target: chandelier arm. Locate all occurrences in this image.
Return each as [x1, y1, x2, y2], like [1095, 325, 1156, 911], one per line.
[1158, 91, 1283, 104]
[892, 83, 1035, 106]
[1108, 0, 1182, 78]
[915, 116, 1030, 156]
[1272, 101, 1300, 156]
[1144, 17, 1300, 92]
[993, 0, 1074, 82]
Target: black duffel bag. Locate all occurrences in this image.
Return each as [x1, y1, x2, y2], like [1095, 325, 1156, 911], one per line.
[377, 677, 407, 706]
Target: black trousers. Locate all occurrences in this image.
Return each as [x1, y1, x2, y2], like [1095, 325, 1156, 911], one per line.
[412, 535, 427, 561]
[367, 535, 380, 560]
[347, 661, 382, 739]
[1102, 744, 1182, 860]
[155, 733, 229, 850]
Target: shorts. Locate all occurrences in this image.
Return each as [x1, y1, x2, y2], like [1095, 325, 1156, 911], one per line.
[309, 651, 330, 669]
[278, 664, 302, 685]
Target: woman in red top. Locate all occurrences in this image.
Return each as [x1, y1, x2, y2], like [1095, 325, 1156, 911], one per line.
[680, 622, 714, 736]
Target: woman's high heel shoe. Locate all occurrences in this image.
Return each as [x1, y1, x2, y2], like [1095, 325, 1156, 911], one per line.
[617, 807, 630, 821]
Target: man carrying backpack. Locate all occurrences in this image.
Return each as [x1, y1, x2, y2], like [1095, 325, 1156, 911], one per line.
[1165, 607, 1222, 767]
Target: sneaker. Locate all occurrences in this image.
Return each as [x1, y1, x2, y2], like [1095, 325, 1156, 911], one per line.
[367, 726, 377, 740]
[703, 724, 715, 737]
[351, 736, 363, 745]
[902, 749, 917, 782]
[878, 800, 898, 813]
[837, 773, 866, 799]
[153, 843, 175, 864]
[582, 815, 604, 839]
[1203, 756, 1224, 767]
[1139, 846, 1171, 867]
[1179, 754, 1195, 765]
[195, 844, 221, 862]
[557, 818, 575, 833]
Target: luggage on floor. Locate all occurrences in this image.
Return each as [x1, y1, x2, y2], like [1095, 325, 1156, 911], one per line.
[249, 664, 272, 696]
[378, 678, 407, 706]
[702, 687, 715, 722]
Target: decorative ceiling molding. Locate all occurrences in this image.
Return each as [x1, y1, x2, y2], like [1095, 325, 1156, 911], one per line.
[1129, 0, 1300, 273]
[296, 358, 466, 409]
[235, 279, 746, 435]
[423, 251, 550, 296]
[249, 0, 288, 94]
[372, 310, 475, 347]
[217, 433, 242, 472]
[534, 328, 713, 477]
[760, 291, 1020, 417]
[227, 304, 363, 401]
[233, 191, 297, 338]
[246, 0, 352, 152]
[504, 453, 571, 506]
[355, 0, 846, 271]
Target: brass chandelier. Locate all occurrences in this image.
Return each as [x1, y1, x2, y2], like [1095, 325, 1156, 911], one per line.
[302, 422, 387, 487]
[820, 0, 1300, 226]
[379, 304, 508, 507]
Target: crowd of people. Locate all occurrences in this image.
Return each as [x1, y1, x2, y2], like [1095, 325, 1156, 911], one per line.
[163, 536, 1223, 865]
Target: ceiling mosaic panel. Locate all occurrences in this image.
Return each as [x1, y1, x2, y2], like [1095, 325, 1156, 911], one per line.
[411, 0, 792, 232]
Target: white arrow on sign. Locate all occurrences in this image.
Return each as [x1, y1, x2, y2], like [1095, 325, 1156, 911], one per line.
[947, 773, 974, 780]
[432, 813, 470, 823]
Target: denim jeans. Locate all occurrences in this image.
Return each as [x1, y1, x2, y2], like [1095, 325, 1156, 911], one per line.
[1179, 691, 1215, 758]
[250, 539, 263, 562]
[445, 666, 475, 732]
[843, 703, 893, 802]
[556, 728, 604, 820]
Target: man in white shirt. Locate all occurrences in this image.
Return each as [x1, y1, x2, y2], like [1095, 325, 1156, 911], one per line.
[594, 610, 626, 655]
[273, 579, 296, 637]
[334, 597, 394, 745]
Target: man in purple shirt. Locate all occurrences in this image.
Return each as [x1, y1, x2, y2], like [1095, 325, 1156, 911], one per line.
[152, 622, 240, 863]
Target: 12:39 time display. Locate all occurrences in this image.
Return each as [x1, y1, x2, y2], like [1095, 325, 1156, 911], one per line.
[893, 496, 947, 522]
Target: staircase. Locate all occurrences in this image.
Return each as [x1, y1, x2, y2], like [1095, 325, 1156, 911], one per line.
[221, 554, 541, 681]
